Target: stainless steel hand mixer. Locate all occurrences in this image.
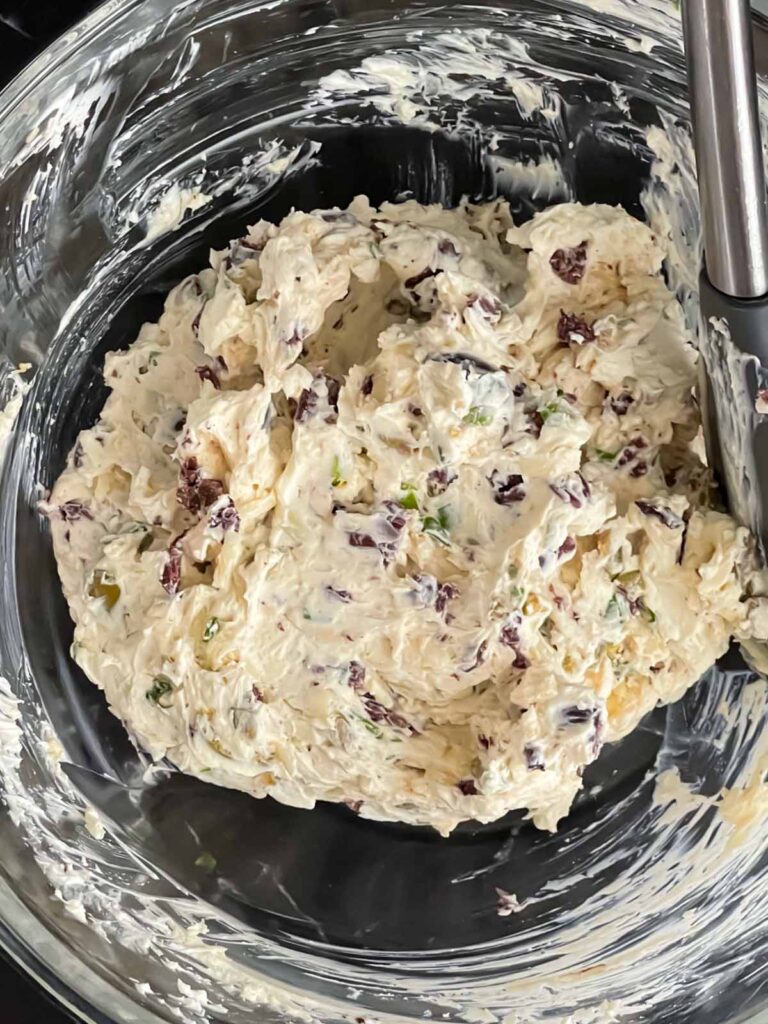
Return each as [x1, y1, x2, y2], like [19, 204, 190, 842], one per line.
[683, 0, 768, 551]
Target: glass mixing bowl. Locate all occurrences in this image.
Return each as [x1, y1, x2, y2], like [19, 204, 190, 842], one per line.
[1, 1, 767, 1021]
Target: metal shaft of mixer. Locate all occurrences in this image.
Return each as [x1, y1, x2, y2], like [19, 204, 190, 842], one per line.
[683, 0, 768, 299]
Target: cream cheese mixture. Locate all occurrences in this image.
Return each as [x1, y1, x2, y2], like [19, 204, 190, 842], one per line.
[47, 198, 768, 835]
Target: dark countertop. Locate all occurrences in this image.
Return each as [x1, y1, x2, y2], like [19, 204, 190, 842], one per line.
[0, 6, 101, 1022]
[0, 2, 97, 78]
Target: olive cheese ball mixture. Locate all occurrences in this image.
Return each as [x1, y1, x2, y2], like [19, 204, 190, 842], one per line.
[47, 198, 768, 835]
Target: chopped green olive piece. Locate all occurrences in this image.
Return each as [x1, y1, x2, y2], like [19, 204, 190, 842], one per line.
[400, 489, 419, 510]
[539, 400, 562, 423]
[146, 675, 173, 707]
[331, 456, 346, 488]
[137, 531, 154, 555]
[353, 713, 383, 738]
[422, 506, 451, 545]
[604, 594, 625, 622]
[592, 447, 618, 462]
[88, 570, 120, 610]
[194, 851, 217, 871]
[202, 617, 220, 642]
[463, 406, 493, 426]
[613, 570, 641, 586]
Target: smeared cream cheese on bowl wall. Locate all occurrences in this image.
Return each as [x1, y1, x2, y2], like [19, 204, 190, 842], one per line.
[45, 197, 768, 836]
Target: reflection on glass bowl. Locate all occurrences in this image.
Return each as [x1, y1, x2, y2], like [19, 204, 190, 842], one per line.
[0, 1, 767, 1022]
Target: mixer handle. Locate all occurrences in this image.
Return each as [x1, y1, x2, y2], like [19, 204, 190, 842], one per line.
[682, 0, 768, 301]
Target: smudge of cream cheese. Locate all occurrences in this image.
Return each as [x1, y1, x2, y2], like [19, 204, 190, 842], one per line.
[0, 364, 30, 466]
[144, 185, 212, 242]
